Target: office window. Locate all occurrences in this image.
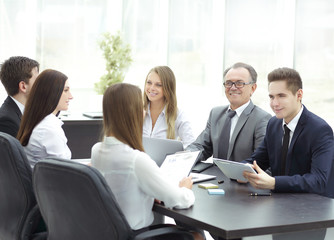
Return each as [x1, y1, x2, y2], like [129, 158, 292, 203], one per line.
[295, 0, 334, 124]
[0, 0, 37, 58]
[1, 0, 334, 130]
[122, 0, 226, 134]
[35, 0, 111, 91]
[224, 0, 295, 112]
[168, 0, 214, 86]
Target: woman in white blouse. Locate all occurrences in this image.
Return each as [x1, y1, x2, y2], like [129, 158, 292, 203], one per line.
[91, 83, 203, 240]
[143, 66, 195, 148]
[17, 69, 73, 167]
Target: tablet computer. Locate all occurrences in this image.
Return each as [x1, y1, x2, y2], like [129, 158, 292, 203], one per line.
[213, 158, 256, 182]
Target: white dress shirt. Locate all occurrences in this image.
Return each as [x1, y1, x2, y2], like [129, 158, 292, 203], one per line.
[91, 136, 195, 230]
[143, 104, 195, 148]
[10, 96, 24, 114]
[282, 105, 304, 146]
[228, 100, 250, 141]
[24, 113, 71, 167]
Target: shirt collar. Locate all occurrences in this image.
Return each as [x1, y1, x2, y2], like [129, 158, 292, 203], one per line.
[10, 96, 25, 114]
[146, 102, 166, 117]
[282, 105, 304, 133]
[47, 113, 64, 126]
[228, 100, 250, 117]
[104, 136, 124, 145]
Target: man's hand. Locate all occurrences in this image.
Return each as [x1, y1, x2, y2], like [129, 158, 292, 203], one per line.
[243, 161, 275, 190]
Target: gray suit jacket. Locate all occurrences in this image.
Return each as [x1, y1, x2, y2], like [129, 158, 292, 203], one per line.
[187, 100, 272, 162]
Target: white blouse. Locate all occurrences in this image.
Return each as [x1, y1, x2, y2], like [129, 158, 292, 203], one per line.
[91, 137, 195, 230]
[143, 105, 195, 148]
[24, 113, 71, 167]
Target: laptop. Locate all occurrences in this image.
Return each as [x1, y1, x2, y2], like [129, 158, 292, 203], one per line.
[82, 112, 103, 119]
[142, 137, 184, 166]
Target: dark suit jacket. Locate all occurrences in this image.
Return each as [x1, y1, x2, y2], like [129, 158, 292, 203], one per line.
[0, 96, 22, 137]
[245, 106, 334, 197]
[187, 100, 272, 162]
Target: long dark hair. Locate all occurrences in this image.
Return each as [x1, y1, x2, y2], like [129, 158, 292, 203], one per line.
[17, 69, 67, 146]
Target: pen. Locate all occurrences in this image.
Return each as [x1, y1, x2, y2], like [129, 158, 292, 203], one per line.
[218, 180, 224, 184]
[249, 193, 271, 196]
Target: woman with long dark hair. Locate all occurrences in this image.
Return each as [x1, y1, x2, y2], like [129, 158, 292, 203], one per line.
[17, 69, 73, 167]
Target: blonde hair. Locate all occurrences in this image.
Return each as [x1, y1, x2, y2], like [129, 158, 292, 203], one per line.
[143, 66, 177, 139]
[103, 83, 144, 151]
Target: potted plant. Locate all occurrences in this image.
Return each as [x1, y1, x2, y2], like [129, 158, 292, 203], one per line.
[95, 31, 132, 94]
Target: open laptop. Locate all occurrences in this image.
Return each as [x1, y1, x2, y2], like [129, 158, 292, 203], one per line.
[142, 137, 184, 166]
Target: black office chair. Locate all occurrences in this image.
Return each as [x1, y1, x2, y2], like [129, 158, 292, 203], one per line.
[33, 158, 194, 240]
[0, 132, 46, 240]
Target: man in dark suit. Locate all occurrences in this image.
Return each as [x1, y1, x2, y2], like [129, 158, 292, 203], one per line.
[0, 56, 39, 137]
[243, 67, 334, 198]
[187, 62, 271, 162]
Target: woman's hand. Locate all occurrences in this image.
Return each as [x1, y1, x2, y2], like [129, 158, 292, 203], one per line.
[179, 176, 193, 189]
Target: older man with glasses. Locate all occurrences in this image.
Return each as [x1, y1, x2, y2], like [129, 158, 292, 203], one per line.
[187, 62, 271, 163]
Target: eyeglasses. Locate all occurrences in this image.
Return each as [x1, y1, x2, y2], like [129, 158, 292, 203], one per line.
[223, 81, 253, 89]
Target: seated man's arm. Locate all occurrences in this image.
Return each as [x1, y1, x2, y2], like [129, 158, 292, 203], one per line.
[186, 110, 215, 162]
[253, 111, 272, 150]
[274, 124, 334, 195]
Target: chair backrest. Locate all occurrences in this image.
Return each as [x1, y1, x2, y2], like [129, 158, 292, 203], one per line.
[33, 158, 133, 240]
[0, 132, 42, 240]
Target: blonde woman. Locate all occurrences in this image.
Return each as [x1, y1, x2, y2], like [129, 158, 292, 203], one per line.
[143, 66, 195, 148]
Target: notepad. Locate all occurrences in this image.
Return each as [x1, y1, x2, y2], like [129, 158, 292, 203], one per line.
[198, 183, 218, 189]
[208, 189, 225, 195]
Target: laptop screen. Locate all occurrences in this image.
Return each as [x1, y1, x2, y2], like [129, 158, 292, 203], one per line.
[142, 137, 184, 166]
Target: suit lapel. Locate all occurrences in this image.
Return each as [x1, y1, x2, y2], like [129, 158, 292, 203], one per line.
[286, 107, 307, 173]
[217, 107, 229, 156]
[227, 101, 254, 159]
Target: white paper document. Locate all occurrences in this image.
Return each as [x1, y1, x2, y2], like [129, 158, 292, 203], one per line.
[160, 151, 200, 184]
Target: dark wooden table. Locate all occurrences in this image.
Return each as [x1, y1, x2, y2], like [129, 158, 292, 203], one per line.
[61, 114, 102, 159]
[153, 166, 334, 239]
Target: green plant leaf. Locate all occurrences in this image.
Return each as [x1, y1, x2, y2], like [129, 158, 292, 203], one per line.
[95, 31, 132, 94]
